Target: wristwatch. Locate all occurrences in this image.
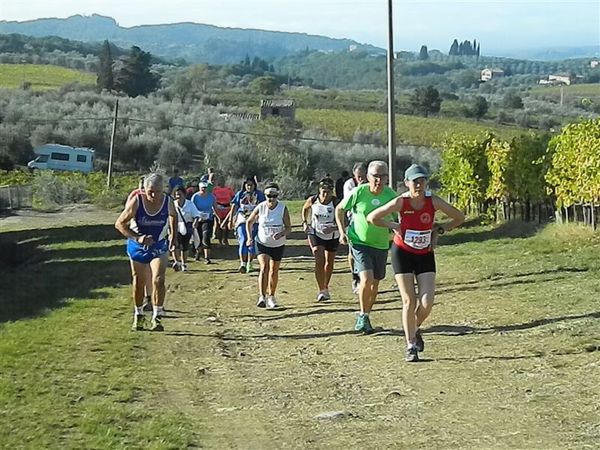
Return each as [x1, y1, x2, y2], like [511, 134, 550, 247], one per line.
[436, 226, 445, 235]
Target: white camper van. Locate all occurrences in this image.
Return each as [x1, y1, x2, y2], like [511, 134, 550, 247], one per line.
[28, 144, 95, 173]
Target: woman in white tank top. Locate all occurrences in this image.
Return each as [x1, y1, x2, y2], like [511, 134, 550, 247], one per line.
[301, 179, 340, 302]
[246, 183, 292, 309]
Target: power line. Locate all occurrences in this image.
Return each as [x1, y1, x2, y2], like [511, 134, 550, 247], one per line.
[17, 115, 382, 146]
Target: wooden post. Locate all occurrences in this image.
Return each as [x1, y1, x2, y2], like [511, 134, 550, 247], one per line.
[107, 99, 119, 188]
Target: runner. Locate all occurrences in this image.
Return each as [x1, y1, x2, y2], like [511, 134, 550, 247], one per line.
[335, 161, 397, 334]
[229, 178, 266, 273]
[115, 173, 176, 332]
[367, 164, 465, 362]
[167, 168, 184, 195]
[343, 162, 368, 294]
[126, 176, 153, 309]
[212, 176, 235, 246]
[172, 186, 201, 272]
[245, 183, 292, 309]
[335, 170, 350, 200]
[302, 178, 340, 301]
[191, 180, 219, 264]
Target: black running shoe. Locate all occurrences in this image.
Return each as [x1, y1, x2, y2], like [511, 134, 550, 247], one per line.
[150, 316, 164, 332]
[415, 329, 425, 352]
[238, 265, 246, 273]
[131, 314, 145, 331]
[405, 347, 419, 363]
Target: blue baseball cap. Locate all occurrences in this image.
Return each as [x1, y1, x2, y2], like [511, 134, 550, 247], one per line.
[404, 164, 429, 181]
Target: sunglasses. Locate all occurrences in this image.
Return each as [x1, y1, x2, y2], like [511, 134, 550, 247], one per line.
[369, 173, 388, 179]
[266, 194, 279, 199]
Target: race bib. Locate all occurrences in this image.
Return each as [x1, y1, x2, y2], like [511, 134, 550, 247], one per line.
[404, 229, 432, 250]
[316, 221, 336, 234]
[265, 225, 284, 237]
[198, 212, 211, 221]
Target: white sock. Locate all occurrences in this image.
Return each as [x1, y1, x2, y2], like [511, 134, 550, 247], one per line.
[135, 306, 144, 315]
[153, 306, 164, 319]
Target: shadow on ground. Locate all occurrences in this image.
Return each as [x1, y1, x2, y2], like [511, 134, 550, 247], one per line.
[0, 224, 131, 323]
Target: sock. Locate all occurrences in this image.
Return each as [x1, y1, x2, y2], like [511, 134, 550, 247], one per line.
[135, 306, 144, 315]
[153, 306, 164, 319]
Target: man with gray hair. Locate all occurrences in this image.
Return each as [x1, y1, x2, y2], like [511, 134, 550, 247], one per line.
[335, 160, 397, 333]
[116, 173, 177, 332]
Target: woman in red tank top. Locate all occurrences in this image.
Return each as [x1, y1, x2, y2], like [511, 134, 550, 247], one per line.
[367, 164, 465, 362]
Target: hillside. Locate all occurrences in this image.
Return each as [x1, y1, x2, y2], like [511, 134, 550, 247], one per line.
[0, 14, 383, 64]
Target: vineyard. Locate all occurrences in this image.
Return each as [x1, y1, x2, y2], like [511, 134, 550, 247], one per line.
[0, 64, 96, 90]
[297, 108, 527, 147]
[439, 118, 600, 227]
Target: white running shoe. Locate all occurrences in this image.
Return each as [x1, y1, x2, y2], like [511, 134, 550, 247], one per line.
[256, 295, 266, 308]
[316, 291, 326, 302]
[266, 295, 278, 309]
[322, 289, 331, 300]
[181, 264, 187, 272]
[351, 279, 359, 295]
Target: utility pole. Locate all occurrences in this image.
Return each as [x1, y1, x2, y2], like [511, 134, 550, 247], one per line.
[107, 99, 119, 188]
[386, 0, 396, 188]
[560, 84, 564, 107]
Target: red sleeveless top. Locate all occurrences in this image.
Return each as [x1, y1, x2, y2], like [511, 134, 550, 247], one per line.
[393, 192, 436, 255]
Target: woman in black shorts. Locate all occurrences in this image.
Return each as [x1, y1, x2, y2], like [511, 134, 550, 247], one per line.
[367, 164, 464, 362]
[246, 183, 292, 309]
[172, 186, 201, 272]
[302, 179, 340, 301]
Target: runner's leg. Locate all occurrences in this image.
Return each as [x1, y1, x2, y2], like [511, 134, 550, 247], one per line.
[324, 250, 336, 289]
[312, 246, 326, 291]
[415, 272, 436, 327]
[268, 260, 281, 296]
[130, 260, 147, 308]
[396, 273, 419, 347]
[257, 253, 270, 297]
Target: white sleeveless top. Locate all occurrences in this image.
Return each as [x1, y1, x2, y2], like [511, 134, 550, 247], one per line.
[256, 201, 286, 248]
[310, 196, 339, 240]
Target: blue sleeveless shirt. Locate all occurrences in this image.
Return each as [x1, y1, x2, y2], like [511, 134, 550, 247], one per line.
[134, 194, 169, 242]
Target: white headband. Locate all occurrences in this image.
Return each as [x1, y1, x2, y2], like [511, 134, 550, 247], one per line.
[264, 187, 279, 196]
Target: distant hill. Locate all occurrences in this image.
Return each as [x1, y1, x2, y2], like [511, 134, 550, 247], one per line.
[493, 45, 600, 61]
[0, 14, 384, 64]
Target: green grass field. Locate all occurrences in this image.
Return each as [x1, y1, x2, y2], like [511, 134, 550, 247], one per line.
[529, 83, 600, 99]
[0, 64, 96, 90]
[298, 108, 529, 147]
[1, 204, 599, 448]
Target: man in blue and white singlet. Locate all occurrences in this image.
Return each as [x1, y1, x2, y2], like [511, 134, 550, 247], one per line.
[116, 173, 177, 332]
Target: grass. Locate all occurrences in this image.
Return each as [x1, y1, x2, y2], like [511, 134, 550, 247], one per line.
[1, 206, 599, 448]
[0, 64, 96, 90]
[298, 108, 528, 147]
[529, 83, 600, 99]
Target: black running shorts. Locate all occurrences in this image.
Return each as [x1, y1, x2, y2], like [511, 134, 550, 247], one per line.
[307, 233, 339, 252]
[256, 242, 285, 262]
[391, 244, 436, 275]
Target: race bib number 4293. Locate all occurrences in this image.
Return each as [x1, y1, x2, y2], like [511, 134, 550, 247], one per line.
[404, 229, 432, 250]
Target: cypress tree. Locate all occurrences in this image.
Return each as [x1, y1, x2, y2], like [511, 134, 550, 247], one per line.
[96, 40, 114, 91]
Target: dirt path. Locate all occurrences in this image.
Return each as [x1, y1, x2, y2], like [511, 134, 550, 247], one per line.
[141, 230, 600, 449]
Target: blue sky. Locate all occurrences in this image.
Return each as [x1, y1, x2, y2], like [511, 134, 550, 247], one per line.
[1, 0, 599, 54]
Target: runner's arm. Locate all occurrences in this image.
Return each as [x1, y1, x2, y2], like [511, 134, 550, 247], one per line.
[432, 195, 465, 233]
[167, 198, 177, 251]
[301, 197, 313, 232]
[245, 207, 260, 244]
[115, 196, 144, 242]
[335, 202, 349, 244]
[367, 196, 402, 232]
[283, 206, 292, 236]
